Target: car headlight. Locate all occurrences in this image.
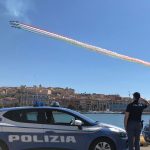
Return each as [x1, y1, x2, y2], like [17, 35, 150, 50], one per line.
[109, 128, 127, 138]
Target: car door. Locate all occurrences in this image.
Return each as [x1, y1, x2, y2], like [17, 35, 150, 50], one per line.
[2, 108, 45, 150]
[42, 109, 89, 150]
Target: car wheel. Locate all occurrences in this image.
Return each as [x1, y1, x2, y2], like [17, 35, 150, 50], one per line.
[0, 142, 8, 150]
[89, 137, 116, 150]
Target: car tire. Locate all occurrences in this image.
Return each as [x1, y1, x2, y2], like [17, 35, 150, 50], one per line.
[0, 142, 8, 150]
[89, 137, 116, 150]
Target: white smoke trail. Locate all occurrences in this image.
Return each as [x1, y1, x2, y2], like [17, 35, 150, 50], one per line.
[12, 22, 150, 67]
[1, 0, 32, 22]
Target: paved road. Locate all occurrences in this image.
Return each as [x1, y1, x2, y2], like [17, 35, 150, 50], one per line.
[141, 145, 150, 150]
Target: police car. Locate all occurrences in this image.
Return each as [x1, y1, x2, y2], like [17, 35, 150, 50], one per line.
[0, 103, 128, 150]
[142, 123, 150, 143]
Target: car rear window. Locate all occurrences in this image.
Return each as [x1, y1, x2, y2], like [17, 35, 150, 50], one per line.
[3, 110, 23, 122]
[3, 109, 46, 124]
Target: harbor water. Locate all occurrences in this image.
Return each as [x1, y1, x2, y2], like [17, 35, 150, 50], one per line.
[84, 113, 150, 129]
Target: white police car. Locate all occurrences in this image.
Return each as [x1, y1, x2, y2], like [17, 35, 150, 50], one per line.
[0, 104, 128, 150]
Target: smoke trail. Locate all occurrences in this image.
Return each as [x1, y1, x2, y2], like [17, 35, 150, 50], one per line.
[10, 21, 150, 67]
[1, 0, 33, 22]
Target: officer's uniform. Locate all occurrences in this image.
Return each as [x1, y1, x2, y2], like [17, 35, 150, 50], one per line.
[126, 101, 147, 150]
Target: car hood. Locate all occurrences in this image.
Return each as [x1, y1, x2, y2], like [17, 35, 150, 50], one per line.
[83, 122, 126, 133]
[97, 122, 126, 132]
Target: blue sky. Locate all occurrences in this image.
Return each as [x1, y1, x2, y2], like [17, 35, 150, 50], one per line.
[0, 0, 150, 99]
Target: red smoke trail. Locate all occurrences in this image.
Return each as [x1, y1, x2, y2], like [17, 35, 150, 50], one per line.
[10, 21, 150, 67]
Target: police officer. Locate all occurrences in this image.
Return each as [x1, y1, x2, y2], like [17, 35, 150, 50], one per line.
[124, 92, 149, 150]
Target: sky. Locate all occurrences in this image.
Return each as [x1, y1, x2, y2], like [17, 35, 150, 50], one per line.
[0, 0, 150, 99]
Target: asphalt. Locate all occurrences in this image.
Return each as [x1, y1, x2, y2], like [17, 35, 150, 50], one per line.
[141, 145, 150, 150]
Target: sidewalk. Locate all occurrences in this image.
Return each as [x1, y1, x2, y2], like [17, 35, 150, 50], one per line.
[141, 145, 150, 150]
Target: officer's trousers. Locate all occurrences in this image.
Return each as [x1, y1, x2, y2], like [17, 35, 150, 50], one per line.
[127, 121, 142, 150]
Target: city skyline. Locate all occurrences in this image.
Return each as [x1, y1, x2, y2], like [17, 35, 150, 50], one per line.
[0, 0, 150, 99]
[0, 85, 150, 112]
[0, 85, 147, 101]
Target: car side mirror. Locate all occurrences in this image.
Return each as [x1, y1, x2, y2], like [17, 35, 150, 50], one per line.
[74, 120, 83, 130]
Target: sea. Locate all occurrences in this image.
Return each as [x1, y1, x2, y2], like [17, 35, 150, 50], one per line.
[83, 113, 150, 129]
